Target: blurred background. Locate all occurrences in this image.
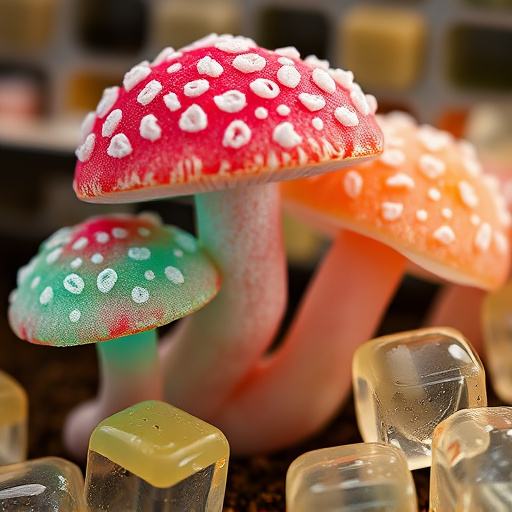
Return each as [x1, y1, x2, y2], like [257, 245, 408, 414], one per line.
[0, 1, 511, 507]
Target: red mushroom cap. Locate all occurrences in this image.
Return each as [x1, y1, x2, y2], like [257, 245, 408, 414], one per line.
[74, 34, 383, 203]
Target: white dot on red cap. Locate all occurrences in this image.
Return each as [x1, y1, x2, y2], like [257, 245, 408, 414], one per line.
[71, 257, 82, 270]
[102, 109, 122, 137]
[137, 80, 163, 105]
[304, 55, 329, 70]
[91, 253, 103, 264]
[428, 188, 441, 201]
[107, 133, 132, 158]
[255, 107, 268, 119]
[167, 63, 182, 73]
[97, 268, 118, 293]
[312, 68, 336, 94]
[433, 226, 456, 244]
[458, 181, 479, 209]
[475, 223, 492, 252]
[298, 93, 325, 112]
[381, 202, 403, 221]
[386, 173, 415, 189]
[214, 90, 247, 113]
[329, 68, 354, 89]
[380, 149, 405, 167]
[145, 270, 155, 280]
[312, 118, 323, 130]
[72, 237, 88, 250]
[350, 90, 370, 116]
[366, 94, 378, 115]
[272, 122, 302, 148]
[80, 112, 96, 140]
[278, 57, 295, 66]
[69, 310, 81, 323]
[344, 170, 363, 198]
[140, 114, 162, 142]
[163, 92, 181, 112]
[275, 46, 301, 60]
[39, 286, 53, 305]
[184, 79, 210, 98]
[250, 78, 280, 99]
[233, 53, 267, 73]
[128, 247, 151, 260]
[419, 154, 446, 180]
[179, 105, 208, 133]
[132, 286, 149, 304]
[31, 276, 40, 289]
[197, 56, 223, 77]
[335, 107, 359, 127]
[96, 87, 120, 118]
[95, 232, 110, 244]
[152, 47, 176, 66]
[277, 105, 290, 116]
[277, 66, 301, 88]
[76, 134, 95, 163]
[222, 120, 252, 149]
[112, 227, 128, 239]
[165, 266, 185, 284]
[416, 209, 428, 221]
[216, 38, 252, 53]
[123, 65, 151, 92]
[63, 274, 85, 295]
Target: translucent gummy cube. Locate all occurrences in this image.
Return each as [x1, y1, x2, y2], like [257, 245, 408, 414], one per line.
[287, 442, 418, 512]
[430, 407, 512, 512]
[0, 456, 86, 511]
[352, 327, 486, 470]
[0, 370, 28, 465]
[483, 281, 512, 403]
[85, 400, 230, 512]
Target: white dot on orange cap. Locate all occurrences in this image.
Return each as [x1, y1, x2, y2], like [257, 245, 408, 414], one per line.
[418, 154, 446, 180]
[137, 80, 163, 105]
[458, 181, 479, 209]
[385, 173, 415, 189]
[102, 109, 122, 137]
[107, 133, 133, 158]
[475, 222, 492, 252]
[495, 232, 509, 253]
[272, 122, 302, 148]
[76, 134, 96, 163]
[433, 225, 456, 245]
[380, 149, 405, 167]
[334, 107, 359, 127]
[184, 79, 210, 98]
[250, 78, 280, 99]
[179, 104, 208, 133]
[233, 53, 267, 73]
[381, 202, 403, 221]
[298, 93, 325, 112]
[197, 56, 224, 77]
[417, 126, 450, 152]
[277, 66, 301, 88]
[140, 114, 162, 141]
[416, 209, 428, 221]
[163, 92, 181, 112]
[312, 68, 336, 94]
[442, 208, 453, 219]
[428, 188, 441, 201]
[214, 90, 246, 113]
[123, 65, 151, 92]
[222, 120, 252, 149]
[344, 170, 363, 198]
[471, 214, 481, 226]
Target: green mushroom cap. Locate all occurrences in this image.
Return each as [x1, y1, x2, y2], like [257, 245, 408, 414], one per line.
[8, 212, 220, 346]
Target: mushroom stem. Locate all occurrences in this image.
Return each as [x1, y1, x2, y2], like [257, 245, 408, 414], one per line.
[211, 231, 406, 454]
[161, 184, 287, 418]
[64, 329, 161, 459]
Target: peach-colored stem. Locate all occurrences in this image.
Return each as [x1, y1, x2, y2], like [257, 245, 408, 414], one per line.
[161, 184, 287, 418]
[211, 231, 406, 455]
[425, 284, 486, 354]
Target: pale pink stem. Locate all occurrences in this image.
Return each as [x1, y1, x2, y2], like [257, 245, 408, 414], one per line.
[211, 231, 406, 455]
[161, 184, 287, 418]
[425, 284, 486, 354]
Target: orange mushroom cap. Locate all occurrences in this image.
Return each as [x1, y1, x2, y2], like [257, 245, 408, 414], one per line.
[281, 112, 511, 290]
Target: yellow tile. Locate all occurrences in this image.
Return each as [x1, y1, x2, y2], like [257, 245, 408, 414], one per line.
[340, 6, 427, 90]
[66, 71, 123, 113]
[0, 370, 27, 425]
[0, 0, 58, 50]
[153, 0, 241, 50]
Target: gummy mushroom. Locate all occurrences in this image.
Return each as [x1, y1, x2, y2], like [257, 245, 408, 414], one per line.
[208, 111, 511, 454]
[72, 33, 383, 418]
[8, 213, 220, 459]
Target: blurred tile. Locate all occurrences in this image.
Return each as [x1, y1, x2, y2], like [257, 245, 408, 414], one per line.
[340, 6, 427, 89]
